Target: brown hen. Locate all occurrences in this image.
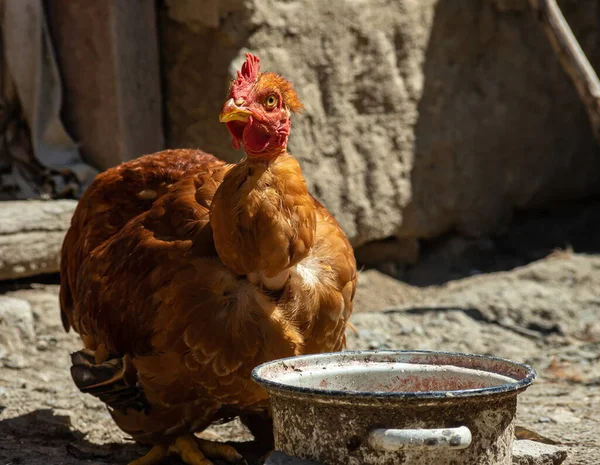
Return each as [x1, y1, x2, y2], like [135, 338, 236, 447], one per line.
[59, 54, 357, 465]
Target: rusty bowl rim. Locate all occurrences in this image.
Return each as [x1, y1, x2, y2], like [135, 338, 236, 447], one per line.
[251, 349, 536, 400]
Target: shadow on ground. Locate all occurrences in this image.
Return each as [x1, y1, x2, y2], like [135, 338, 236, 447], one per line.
[0, 409, 263, 465]
[0, 409, 144, 464]
[357, 196, 600, 286]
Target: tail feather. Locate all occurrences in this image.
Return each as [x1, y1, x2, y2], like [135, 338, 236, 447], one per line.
[70, 349, 150, 413]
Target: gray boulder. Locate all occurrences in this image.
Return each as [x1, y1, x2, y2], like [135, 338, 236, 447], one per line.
[0, 200, 76, 280]
[161, 0, 600, 247]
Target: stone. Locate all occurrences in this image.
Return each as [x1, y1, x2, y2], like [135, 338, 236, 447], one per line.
[160, 0, 600, 248]
[423, 254, 600, 339]
[0, 297, 36, 369]
[0, 200, 76, 280]
[512, 440, 568, 465]
[45, 0, 164, 171]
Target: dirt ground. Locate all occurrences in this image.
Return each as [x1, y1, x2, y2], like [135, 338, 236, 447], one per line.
[1, 200, 599, 464]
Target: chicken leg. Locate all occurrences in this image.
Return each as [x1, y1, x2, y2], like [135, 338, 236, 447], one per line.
[128, 434, 246, 465]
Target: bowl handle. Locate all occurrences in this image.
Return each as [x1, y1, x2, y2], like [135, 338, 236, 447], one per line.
[368, 426, 472, 451]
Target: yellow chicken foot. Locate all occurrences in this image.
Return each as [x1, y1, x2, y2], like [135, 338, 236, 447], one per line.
[128, 434, 245, 465]
[128, 444, 167, 465]
[195, 438, 246, 463]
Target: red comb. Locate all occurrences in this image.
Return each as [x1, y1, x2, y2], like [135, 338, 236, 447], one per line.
[230, 53, 261, 98]
[238, 53, 260, 82]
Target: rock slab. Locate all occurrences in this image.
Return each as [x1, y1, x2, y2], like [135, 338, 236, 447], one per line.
[512, 440, 568, 465]
[0, 200, 76, 280]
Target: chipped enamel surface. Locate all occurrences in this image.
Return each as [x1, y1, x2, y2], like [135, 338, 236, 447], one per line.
[252, 350, 536, 465]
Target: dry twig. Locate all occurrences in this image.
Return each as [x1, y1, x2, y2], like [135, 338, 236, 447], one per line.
[529, 0, 600, 143]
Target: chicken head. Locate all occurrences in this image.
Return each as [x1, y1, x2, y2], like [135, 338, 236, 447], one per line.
[219, 53, 304, 158]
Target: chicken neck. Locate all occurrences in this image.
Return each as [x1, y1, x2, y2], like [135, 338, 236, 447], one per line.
[210, 152, 316, 290]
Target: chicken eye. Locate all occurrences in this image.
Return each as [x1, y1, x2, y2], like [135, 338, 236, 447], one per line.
[264, 95, 278, 109]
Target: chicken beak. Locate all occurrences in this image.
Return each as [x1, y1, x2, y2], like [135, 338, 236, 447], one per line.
[219, 98, 252, 123]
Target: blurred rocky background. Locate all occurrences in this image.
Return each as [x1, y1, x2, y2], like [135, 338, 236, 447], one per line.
[3, 0, 600, 261]
[1, 0, 599, 464]
[161, 0, 600, 250]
